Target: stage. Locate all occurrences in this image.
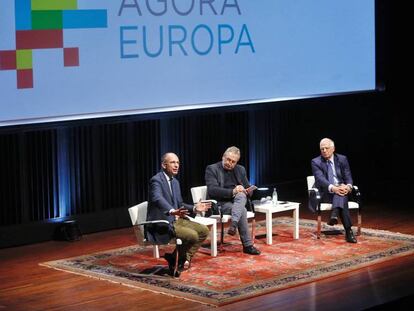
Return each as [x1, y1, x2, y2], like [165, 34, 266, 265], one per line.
[1, 200, 414, 310]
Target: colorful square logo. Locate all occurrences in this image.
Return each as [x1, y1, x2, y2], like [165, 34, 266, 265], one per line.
[0, 0, 108, 89]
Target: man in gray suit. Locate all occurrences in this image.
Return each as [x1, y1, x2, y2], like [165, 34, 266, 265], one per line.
[148, 152, 211, 276]
[310, 138, 357, 243]
[205, 146, 260, 255]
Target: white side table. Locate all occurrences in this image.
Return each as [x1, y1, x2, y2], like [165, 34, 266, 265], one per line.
[193, 216, 217, 257]
[252, 200, 300, 245]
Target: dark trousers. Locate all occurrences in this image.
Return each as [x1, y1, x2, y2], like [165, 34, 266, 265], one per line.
[326, 194, 352, 229]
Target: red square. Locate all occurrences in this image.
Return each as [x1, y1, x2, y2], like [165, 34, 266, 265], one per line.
[17, 69, 33, 89]
[64, 47, 79, 67]
[0, 50, 17, 70]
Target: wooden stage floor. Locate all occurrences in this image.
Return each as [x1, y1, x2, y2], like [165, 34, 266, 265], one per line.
[1, 201, 414, 311]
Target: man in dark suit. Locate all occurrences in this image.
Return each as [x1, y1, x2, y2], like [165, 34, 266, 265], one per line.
[310, 138, 357, 243]
[205, 146, 260, 255]
[148, 152, 211, 276]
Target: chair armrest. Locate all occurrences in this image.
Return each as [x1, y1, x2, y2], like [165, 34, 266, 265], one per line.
[200, 199, 217, 204]
[309, 188, 321, 200]
[135, 220, 175, 245]
[353, 185, 360, 194]
[351, 185, 361, 204]
[137, 220, 169, 226]
[308, 187, 321, 212]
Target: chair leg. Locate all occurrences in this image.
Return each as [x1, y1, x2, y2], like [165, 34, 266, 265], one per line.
[219, 221, 225, 252]
[357, 211, 362, 236]
[317, 214, 322, 239]
[251, 219, 256, 242]
[153, 245, 160, 258]
[173, 247, 180, 277]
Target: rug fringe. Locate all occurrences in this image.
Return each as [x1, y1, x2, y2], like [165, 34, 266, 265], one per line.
[39, 262, 218, 307]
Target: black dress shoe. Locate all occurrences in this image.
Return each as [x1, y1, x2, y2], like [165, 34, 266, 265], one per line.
[345, 229, 357, 243]
[227, 222, 238, 236]
[327, 217, 338, 226]
[243, 245, 261, 255]
[164, 253, 180, 277]
[227, 226, 237, 236]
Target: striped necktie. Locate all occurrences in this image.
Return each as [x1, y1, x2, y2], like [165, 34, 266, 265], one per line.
[327, 160, 335, 184]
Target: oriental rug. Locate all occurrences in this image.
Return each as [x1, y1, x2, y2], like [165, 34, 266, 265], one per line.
[40, 218, 414, 306]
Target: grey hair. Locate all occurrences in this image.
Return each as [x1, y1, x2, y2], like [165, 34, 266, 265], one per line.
[223, 146, 241, 157]
[320, 138, 335, 147]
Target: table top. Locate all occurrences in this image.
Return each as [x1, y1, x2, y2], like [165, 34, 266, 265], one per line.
[252, 200, 300, 212]
[193, 216, 217, 225]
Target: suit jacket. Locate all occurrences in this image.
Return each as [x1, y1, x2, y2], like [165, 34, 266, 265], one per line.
[147, 171, 194, 243]
[205, 162, 250, 206]
[309, 153, 353, 212]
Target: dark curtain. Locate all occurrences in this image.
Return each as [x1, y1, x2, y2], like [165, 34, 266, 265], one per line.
[0, 91, 405, 247]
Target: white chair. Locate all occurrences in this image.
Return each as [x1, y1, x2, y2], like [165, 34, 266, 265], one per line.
[191, 185, 255, 249]
[307, 176, 362, 239]
[128, 201, 182, 276]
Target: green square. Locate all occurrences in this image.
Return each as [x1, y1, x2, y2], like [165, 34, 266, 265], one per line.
[16, 50, 33, 69]
[32, 10, 63, 30]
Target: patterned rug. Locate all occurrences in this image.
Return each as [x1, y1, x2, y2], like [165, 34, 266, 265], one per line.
[40, 218, 414, 306]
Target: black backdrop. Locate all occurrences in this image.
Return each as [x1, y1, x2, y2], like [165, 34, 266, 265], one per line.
[1, 0, 408, 248]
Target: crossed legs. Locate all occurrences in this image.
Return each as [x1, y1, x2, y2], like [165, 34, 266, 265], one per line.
[220, 193, 254, 247]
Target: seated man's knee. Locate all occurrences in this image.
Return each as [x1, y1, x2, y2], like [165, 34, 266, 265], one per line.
[234, 192, 247, 203]
[200, 225, 209, 240]
[186, 231, 199, 244]
[235, 192, 247, 198]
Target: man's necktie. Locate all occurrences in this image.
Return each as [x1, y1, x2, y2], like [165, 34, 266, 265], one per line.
[327, 160, 335, 184]
[169, 178, 176, 208]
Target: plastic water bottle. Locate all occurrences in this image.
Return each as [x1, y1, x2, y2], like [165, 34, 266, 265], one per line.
[272, 187, 278, 205]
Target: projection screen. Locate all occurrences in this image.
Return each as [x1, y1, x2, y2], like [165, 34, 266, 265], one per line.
[0, 0, 376, 127]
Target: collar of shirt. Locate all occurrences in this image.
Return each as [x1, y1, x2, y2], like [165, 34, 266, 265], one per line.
[326, 156, 334, 165]
[163, 172, 173, 191]
[163, 171, 172, 181]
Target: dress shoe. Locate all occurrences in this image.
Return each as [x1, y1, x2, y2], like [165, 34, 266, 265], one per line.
[227, 222, 238, 236]
[345, 229, 357, 243]
[178, 260, 191, 271]
[243, 245, 261, 255]
[164, 253, 180, 277]
[178, 255, 191, 271]
[327, 217, 338, 226]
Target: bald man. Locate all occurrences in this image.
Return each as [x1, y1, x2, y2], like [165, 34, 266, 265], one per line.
[147, 153, 211, 276]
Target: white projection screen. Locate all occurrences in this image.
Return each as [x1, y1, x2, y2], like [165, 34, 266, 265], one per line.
[0, 0, 376, 127]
